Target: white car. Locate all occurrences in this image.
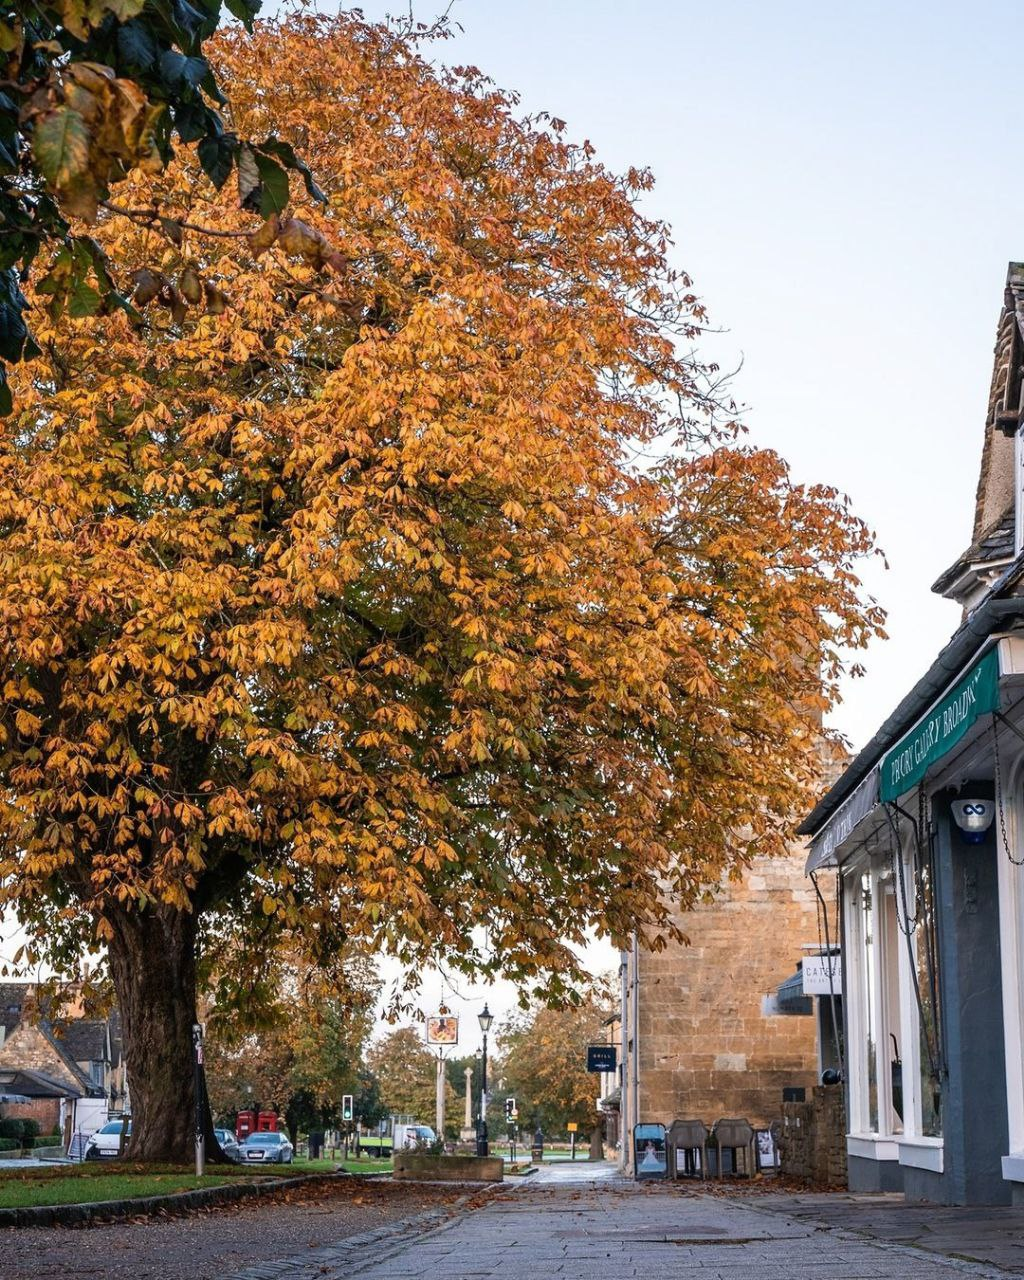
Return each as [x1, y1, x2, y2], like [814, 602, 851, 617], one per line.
[242, 1131, 294, 1163]
[84, 1118, 130, 1159]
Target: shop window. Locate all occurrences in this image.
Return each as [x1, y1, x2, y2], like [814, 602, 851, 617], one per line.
[845, 860, 909, 1139]
[858, 872, 879, 1133]
[914, 855, 943, 1137]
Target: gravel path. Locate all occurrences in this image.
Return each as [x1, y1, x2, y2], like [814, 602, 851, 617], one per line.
[0, 1177, 476, 1279]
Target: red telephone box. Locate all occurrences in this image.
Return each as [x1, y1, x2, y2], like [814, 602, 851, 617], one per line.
[257, 1110, 278, 1132]
[236, 1109, 256, 1142]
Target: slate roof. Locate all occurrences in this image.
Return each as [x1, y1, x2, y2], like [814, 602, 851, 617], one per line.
[0, 1067, 85, 1099]
[932, 505, 1016, 595]
[0, 983, 26, 1035]
[54, 1020, 107, 1064]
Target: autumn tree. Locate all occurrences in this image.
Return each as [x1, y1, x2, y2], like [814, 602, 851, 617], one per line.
[498, 986, 611, 1137]
[0, 0, 325, 413]
[366, 1027, 447, 1124]
[204, 948, 378, 1140]
[0, 11, 882, 1161]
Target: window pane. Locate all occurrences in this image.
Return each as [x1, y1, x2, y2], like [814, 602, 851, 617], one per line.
[860, 872, 879, 1133]
[916, 859, 942, 1137]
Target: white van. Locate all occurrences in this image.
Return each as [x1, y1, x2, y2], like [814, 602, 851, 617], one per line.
[393, 1123, 436, 1151]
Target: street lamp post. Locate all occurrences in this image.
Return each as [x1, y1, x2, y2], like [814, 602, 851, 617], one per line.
[476, 1003, 493, 1157]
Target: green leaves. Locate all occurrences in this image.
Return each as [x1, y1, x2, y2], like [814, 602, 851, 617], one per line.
[237, 142, 294, 217]
[255, 152, 291, 216]
[198, 134, 235, 189]
[0, 0, 339, 414]
[258, 136, 327, 204]
[32, 107, 91, 190]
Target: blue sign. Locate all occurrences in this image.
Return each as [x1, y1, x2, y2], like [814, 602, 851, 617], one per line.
[587, 1045, 617, 1073]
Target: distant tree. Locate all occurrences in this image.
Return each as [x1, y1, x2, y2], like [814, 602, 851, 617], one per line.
[352, 1068, 387, 1132]
[367, 1026, 452, 1123]
[499, 986, 611, 1136]
[204, 950, 378, 1140]
[444, 1052, 478, 1114]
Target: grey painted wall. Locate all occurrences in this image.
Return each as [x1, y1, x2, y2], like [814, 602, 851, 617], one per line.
[933, 789, 1010, 1205]
[847, 1154, 903, 1193]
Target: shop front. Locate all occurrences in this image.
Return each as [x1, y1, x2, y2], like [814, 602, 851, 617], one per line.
[803, 629, 1024, 1205]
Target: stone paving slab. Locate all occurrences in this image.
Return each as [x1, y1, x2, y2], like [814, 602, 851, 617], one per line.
[235, 1166, 1022, 1280]
[742, 1191, 1024, 1274]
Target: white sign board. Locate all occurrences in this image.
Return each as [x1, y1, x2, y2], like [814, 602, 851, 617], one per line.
[802, 953, 842, 996]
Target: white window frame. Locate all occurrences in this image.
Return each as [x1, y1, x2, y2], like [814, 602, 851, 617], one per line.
[891, 828, 945, 1168]
[997, 749, 1024, 1182]
[844, 842, 944, 1166]
[844, 858, 899, 1140]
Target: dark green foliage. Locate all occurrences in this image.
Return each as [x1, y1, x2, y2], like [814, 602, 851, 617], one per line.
[0, 0, 319, 410]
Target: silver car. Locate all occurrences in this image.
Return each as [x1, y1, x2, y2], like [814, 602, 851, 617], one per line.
[242, 1131, 294, 1163]
[214, 1128, 243, 1162]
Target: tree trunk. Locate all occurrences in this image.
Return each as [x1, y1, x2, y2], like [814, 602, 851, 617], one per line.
[106, 905, 223, 1163]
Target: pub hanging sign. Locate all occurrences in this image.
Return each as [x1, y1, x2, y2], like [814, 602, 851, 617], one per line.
[880, 648, 1000, 803]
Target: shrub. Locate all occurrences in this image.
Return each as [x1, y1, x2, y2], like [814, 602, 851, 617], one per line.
[20, 1118, 40, 1140]
[0, 1118, 25, 1141]
[0, 1137, 19, 1151]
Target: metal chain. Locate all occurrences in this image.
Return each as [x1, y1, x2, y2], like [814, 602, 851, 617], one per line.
[993, 711, 1024, 865]
[885, 802, 918, 935]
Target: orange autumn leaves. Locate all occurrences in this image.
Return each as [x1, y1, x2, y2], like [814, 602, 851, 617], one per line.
[0, 12, 881, 995]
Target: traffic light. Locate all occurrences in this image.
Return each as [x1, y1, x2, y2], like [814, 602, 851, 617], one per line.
[342, 1094, 353, 1121]
[504, 1097, 516, 1120]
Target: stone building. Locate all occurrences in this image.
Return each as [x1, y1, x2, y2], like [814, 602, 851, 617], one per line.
[0, 1016, 99, 1134]
[618, 847, 833, 1172]
[0, 982, 128, 1137]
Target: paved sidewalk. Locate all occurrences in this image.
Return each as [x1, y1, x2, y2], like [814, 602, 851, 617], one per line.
[232, 1169, 1022, 1280]
[746, 1190, 1024, 1275]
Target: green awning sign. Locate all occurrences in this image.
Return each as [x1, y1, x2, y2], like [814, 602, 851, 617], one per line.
[880, 648, 1000, 803]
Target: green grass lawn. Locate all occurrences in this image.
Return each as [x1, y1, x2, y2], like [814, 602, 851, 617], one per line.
[0, 1159, 315, 1209]
[336, 1157, 393, 1174]
[0, 1156, 392, 1209]
[0, 1169, 252, 1209]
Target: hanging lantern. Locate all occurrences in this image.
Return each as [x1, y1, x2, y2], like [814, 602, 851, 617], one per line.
[951, 799, 994, 844]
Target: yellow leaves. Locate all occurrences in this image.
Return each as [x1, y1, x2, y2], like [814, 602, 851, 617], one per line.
[13, 709, 41, 736]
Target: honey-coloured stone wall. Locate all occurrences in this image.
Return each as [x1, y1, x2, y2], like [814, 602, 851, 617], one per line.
[631, 850, 826, 1131]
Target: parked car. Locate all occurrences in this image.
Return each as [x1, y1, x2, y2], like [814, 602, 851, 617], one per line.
[213, 1128, 242, 1162]
[393, 1123, 436, 1151]
[243, 1131, 294, 1163]
[84, 1118, 130, 1159]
